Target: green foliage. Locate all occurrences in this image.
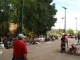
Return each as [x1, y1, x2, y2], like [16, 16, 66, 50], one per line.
[24, 0, 57, 35]
[77, 31, 80, 35]
[66, 29, 74, 35]
[0, 0, 19, 36]
[0, 0, 57, 36]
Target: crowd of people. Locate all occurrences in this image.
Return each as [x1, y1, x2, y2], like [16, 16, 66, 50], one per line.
[0, 34, 58, 49]
[0, 36, 13, 49]
[26, 35, 58, 45]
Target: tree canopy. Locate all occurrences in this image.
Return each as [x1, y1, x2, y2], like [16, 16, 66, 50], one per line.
[0, 0, 57, 36]
[66, 29, 74, 35]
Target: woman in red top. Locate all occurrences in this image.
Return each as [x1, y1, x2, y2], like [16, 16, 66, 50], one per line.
[12, 34, 28, 60]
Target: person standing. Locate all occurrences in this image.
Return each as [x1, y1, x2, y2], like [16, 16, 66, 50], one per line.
[78, 34, 80, 43]
[12, 34, 28, 60]
[65, 34, 68, 47]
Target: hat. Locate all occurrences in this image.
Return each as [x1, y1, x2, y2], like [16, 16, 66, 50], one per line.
[18, 34, 25, 38]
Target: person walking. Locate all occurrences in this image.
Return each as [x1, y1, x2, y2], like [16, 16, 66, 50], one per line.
[12, 33, 28, 60]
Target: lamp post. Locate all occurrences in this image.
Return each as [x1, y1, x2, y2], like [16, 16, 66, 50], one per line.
[75, 18, 77, 34]
[20, 0, 24, 33]
[62, 17, 65, 33]
[8, 4, 12, 22]
[62, 6, 67, 34]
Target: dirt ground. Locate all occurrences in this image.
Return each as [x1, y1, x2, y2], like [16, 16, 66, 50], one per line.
[0, 38, 80, 60]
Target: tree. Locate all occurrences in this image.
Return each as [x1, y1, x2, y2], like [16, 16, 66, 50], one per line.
[0, 0, 57, 36]
[24, 0, 57, 35]
[66, 29, 74, 35]
[77, 31, 80, 35]
[0, 0, 20, 36]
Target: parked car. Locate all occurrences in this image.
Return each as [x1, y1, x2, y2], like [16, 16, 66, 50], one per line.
[68, 34, 75, 38]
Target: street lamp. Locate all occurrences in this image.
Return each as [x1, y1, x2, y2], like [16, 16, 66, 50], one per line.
[75, 18, 77, 34]
[62, 6, 67, 34]
[20, 0, 24, 33]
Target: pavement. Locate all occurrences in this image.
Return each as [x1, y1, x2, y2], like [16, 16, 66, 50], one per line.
[0, 38, 80, 60]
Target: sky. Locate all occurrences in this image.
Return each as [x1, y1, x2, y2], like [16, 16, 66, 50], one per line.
[51, 0, 80, 30]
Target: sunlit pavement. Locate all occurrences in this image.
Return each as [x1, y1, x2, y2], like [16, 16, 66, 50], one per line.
[0, 38, 80, 60]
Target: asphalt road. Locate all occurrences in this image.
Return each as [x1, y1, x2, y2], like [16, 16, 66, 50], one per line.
[0, 38, 80, 60]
